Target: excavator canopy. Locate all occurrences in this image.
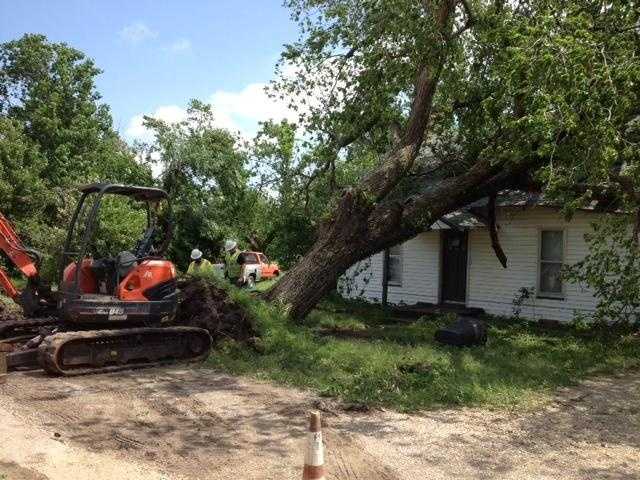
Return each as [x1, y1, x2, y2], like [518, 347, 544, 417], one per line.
[79, 183, 169, 201]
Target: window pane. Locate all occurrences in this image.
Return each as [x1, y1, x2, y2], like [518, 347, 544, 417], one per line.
[541, 231, 563, 261]
[540, 262, 562, 294]
[259, 254, 267, 263]
[387, 256, 402, 284]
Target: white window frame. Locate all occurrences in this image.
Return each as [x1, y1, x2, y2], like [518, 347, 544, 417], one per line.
[385, 244, 403, 287]
[537, 228, 566, 299]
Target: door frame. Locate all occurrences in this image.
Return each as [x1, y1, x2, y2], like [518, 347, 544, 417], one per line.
[439, 229, 469, 305]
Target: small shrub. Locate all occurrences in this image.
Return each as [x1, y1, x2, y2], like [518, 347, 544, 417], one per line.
[512, 286, 536, 321]
[564, 216, 640, 327]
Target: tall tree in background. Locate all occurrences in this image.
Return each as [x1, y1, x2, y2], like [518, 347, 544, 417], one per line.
[250, 120, 318, 267]
[250, 119, 385, 267]
[266, 0, 640, 318]
[139, 101, 254, 268]
[0, 34, 151, 277]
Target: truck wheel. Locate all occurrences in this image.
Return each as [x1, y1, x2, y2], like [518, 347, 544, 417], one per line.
[274, 270, 280, 277]
[246, 275, 256, 289]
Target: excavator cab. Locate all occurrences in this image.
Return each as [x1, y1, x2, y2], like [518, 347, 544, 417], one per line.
[59, 183, 177, 326]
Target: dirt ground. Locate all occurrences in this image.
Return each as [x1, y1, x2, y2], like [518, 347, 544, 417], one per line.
[0, 367, 639, 480]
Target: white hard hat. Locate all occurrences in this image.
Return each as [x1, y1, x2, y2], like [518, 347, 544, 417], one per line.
[224, 240, 237, 252]
[190, 248, 203, 260]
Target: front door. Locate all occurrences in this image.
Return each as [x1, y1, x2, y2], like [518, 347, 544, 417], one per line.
[441, 230, 468, 304]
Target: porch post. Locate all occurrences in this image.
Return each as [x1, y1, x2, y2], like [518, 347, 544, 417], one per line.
[382, 248, 389, 310]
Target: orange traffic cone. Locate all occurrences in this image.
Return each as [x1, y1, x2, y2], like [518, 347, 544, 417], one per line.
[303, 411, 325, 480]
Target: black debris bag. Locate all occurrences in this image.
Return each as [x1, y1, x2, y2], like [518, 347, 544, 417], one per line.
[435, 316, 487, 347]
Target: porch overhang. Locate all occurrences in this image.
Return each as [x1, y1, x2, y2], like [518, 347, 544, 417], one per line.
[430, 210, 486, 231]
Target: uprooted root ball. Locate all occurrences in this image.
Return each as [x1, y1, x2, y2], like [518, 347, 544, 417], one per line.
[175, 278, 257, 344]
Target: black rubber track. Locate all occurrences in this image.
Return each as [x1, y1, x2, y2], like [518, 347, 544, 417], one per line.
[0, 317, 60, 338]
[38, 326, 212, 376]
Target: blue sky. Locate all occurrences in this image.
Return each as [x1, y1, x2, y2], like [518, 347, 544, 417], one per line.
[0, 0, 300, 140]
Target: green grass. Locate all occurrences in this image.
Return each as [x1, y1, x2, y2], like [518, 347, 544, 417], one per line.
[209, 283, 640, 411]
[253, 276, 280, 293]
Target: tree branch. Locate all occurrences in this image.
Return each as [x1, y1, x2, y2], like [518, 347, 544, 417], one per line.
[361, 2, 457, 201]
[488, 193, 508, 268]
[610, 173, 640, 201]
[400, 154, 542, 230]
[451, 0, 474, 39]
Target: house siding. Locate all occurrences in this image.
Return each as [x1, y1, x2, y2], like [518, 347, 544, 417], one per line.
[466, 208, 599, 322]
[341, 232, 440, 305]
[341, 207, 604, 322]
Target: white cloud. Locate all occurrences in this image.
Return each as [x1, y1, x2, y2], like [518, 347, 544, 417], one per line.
[125, 104, 240, 143]
[125, 82, 299, 144]
[125, 105, 189, 142]
[124, 59, 344, 145]
[119, 22, 158, 44]
[210, 82, 298, 130]
[166, 38, 191, 53]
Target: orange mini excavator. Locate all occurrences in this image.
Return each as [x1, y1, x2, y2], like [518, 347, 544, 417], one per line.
[0, 183, 211, 375]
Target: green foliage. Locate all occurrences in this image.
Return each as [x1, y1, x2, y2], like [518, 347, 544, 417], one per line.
[0, 34, 149, 186]
[249, 119, 384, 268]
[564, 216, 640, 326]
[0, 34, 152, 280]
[210, 290, 640, 411]
[139, 101, 254, 269]
[252, 276, 280, 293]
[250, 120, 319, 267]
[90, 196, 148, 258]
[275, 0, 640, 223]
[466, 1, 640, 210]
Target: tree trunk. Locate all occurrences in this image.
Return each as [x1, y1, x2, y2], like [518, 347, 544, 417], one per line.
[266, 153, 534, 319]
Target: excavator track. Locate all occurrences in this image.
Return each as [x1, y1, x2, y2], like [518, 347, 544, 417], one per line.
[38, 326, 212, 376]
[0, 316, 60, 338]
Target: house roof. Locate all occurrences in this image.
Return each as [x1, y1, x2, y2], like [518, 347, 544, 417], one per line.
[429, 190, 604, 231]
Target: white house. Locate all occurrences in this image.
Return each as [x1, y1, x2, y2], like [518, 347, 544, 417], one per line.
[340, 193, 610, 323]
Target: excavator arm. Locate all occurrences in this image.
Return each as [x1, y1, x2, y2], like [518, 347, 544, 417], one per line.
[0, 212, 40, 299]
[0, 212, 54, 316]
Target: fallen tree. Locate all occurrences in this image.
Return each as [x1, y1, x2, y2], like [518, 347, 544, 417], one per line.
[266, 0, 640, 319]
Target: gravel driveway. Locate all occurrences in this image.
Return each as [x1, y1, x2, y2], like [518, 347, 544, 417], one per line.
[0, 367, 638, 479]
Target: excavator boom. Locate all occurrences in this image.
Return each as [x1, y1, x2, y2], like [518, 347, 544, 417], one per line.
[0, 267, 19, 300]
[0, 212, 40, 300]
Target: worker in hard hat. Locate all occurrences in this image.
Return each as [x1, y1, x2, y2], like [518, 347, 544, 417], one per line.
[223, 240, 244, 286]
[187, 248, 214, 276]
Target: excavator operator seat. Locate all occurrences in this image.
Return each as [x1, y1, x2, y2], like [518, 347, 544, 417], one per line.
[116, 251, 138, 280]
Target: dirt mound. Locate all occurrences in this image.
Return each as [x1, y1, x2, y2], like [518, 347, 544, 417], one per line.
[175, 278, 257, 343]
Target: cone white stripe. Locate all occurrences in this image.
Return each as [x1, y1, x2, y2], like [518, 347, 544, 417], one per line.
[305, 431, 324, 466]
